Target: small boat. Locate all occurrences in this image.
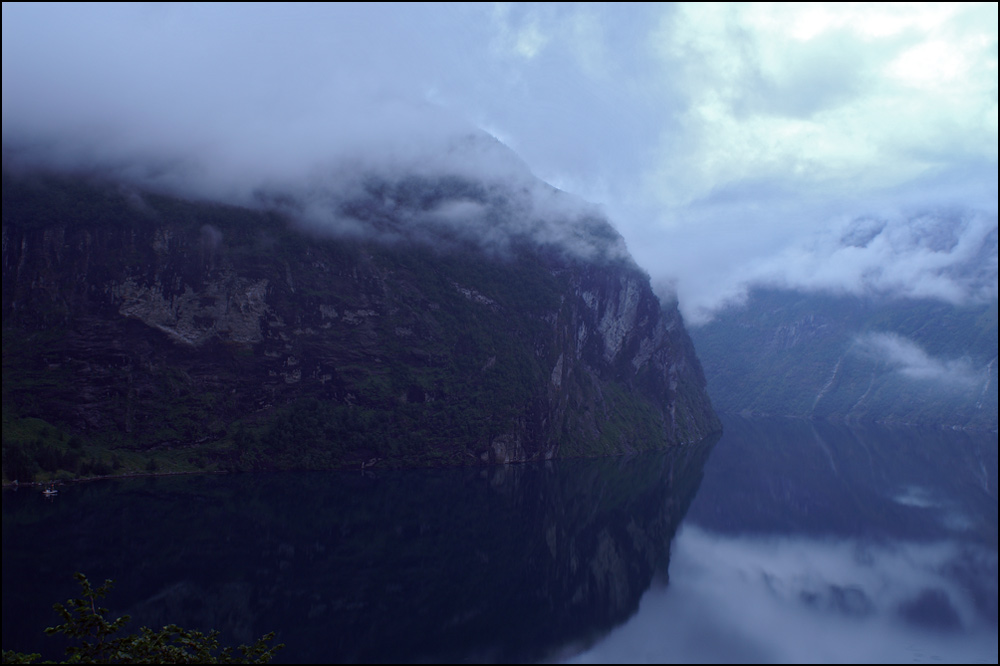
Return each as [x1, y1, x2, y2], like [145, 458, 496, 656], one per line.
[42, 486, 58, 497]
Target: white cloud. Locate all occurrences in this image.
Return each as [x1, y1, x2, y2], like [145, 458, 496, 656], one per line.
[854, 332, 980, 387]
[566, 526, 998, 664]
[645, 2, 998, 207]
[2, 2, 996, 322]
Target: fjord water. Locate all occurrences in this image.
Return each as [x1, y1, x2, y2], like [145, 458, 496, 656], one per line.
[571, 416, 997, 664]
[3, 416, 996, 663]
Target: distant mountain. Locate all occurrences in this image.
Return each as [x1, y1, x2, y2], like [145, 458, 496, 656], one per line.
[1, 166, 719, 481]
[690, 287, 997, 430]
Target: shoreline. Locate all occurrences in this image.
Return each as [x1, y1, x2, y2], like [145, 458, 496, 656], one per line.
[1, 468, 232, 489]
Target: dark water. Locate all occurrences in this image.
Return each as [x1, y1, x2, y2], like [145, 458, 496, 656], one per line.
[3, 416, 996, 663]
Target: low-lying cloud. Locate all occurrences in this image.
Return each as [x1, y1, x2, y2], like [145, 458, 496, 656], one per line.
[853, 332, 981, 388]
[3, 3, 997, 321]
[757, 204, 996, 300]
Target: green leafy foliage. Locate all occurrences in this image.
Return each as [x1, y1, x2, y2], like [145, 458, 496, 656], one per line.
[1, 573, 282, 664]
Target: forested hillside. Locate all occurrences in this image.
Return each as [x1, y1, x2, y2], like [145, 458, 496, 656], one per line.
[2, 169, 719, 482]
[691, 288, 997, 430]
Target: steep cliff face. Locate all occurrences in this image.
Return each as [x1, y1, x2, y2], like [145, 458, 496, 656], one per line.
[2, 170, 719, 473]
[690, 287, 997, 430]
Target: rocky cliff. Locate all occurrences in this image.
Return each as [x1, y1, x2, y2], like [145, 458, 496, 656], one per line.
[2, 168, 719, 475]
[690, 287, 997, 430]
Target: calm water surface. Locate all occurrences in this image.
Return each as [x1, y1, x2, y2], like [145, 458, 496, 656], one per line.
[571, 416, 997, 664]
[3, 415, 996, 663]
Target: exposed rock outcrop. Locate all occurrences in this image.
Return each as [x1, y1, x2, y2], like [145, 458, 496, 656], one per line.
[2, 169, 719, 469]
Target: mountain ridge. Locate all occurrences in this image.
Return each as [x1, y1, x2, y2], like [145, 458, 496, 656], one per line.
[2, 167, 720, 481]
[690, 286, 997, 431]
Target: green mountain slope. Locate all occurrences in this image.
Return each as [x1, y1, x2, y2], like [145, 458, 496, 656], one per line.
[2, 169, 719, 481]
[691, 288, 997, 430]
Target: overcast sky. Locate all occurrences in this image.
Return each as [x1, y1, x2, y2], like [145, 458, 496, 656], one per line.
[3, 2, 997, 323]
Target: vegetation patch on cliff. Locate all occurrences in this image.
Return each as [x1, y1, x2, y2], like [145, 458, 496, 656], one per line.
[2, 169, 719, 482]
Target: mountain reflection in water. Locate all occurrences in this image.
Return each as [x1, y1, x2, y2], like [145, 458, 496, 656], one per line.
[3, 434, 715, 664]
[570, 415, 997, 664]
[3, 416, 995, 663]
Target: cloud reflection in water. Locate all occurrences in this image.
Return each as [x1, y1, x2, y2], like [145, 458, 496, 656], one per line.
[569, 526, 997, 664]
[568, 415, 997, 664]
